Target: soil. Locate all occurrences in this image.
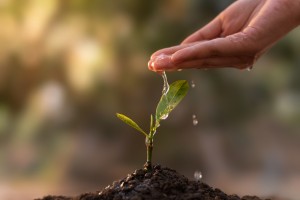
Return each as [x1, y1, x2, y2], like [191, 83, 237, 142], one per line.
[36, 164, 268, 200]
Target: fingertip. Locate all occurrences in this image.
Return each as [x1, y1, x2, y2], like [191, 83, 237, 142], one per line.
[148, 59, 153, 67]
[181, 38, 192, 45]
[148, 61, 155, 71]
[148, 60, 163, 72]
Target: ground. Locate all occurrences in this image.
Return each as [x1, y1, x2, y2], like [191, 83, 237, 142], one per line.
[36, 164, 267, 200]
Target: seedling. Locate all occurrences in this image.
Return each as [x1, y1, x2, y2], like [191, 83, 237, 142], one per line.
[116, 79, 189, 170]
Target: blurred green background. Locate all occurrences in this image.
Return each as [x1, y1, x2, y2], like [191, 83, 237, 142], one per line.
[0, 0, 300, 199]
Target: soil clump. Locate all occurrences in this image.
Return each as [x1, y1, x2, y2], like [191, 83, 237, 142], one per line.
[37, 164, 267, 200]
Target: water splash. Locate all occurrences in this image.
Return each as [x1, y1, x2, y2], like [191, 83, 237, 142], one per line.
[162, 71, 169, 95]
[192, 114, 198, 126]
[194, 171, 202, 181]
[159, 71, 170, 121]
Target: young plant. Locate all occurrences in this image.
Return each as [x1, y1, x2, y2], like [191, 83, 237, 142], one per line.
[116, 80, 189, 170]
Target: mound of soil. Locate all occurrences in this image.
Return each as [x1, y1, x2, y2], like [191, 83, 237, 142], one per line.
[37, 164, 268, 200]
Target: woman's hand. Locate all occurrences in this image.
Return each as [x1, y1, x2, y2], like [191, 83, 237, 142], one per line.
[148, 0, 300, 72]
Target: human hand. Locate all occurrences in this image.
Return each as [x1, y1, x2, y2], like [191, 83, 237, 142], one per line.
[148, 0, 300, 72]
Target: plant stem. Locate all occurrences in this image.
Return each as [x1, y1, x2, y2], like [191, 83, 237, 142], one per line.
[145, 137, 153, 170]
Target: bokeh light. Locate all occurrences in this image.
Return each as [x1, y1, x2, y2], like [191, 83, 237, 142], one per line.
[0, 0, 300, 199]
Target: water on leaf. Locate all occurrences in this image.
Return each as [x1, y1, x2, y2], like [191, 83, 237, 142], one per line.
[161, 113, 169, 120]
[145, 137, 151, 145]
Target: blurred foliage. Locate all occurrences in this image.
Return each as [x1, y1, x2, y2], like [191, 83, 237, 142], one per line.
[0, 0, 300, 199]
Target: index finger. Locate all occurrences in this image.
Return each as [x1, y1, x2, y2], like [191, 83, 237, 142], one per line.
[150, 42, 199, 59]
[182, 17, 222, 44]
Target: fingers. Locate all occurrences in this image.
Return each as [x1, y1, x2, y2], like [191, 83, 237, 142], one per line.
[172, 35, 252, 64]
[150, 17, 222, 59]
[148, 54, 177, 72]
[150, 56, 254, 71]
[181, 17, 222, 44]
[178, 56, 254, 69]
[150, 42, 199, 59]
[149, 32, 258, 72]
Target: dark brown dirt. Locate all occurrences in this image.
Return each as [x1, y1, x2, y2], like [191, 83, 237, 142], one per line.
[36, 164, 268, 200]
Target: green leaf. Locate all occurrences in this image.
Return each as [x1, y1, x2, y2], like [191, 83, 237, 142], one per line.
[116, 113, 148, 137]
[155, 80, 189, 123]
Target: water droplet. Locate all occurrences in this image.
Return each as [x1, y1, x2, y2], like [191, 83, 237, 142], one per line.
[168, 105, 174, 110]
[145, 137, 150, 145]
[191, 80, 195, 88]
[246, 65, 253, 71]
[227, 34, 247, 43]
[177, 69, 183, 72]
[156, 54, 168, 60]
[161, 113, 169, 120]
[194, 171, 202, 181]
[193, 119, 198, 126]
[153, 130, 157, 136]
[192, 114, 198, 125]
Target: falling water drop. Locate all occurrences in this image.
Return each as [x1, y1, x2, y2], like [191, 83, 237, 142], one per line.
[191, 80, 195, 88]
[177, 69, 183, 72]
[192, 114, 198, 126]
[162, 71, 169, 95]
[194, 171, 202, 181]
[193, 119, 198, 126]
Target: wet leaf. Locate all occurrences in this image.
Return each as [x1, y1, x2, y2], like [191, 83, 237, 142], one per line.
[155, 80, 189, 124]
[116, 113, 148, 137]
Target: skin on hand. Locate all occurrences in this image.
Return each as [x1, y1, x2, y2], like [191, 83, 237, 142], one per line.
[148, 0, 300, 72]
